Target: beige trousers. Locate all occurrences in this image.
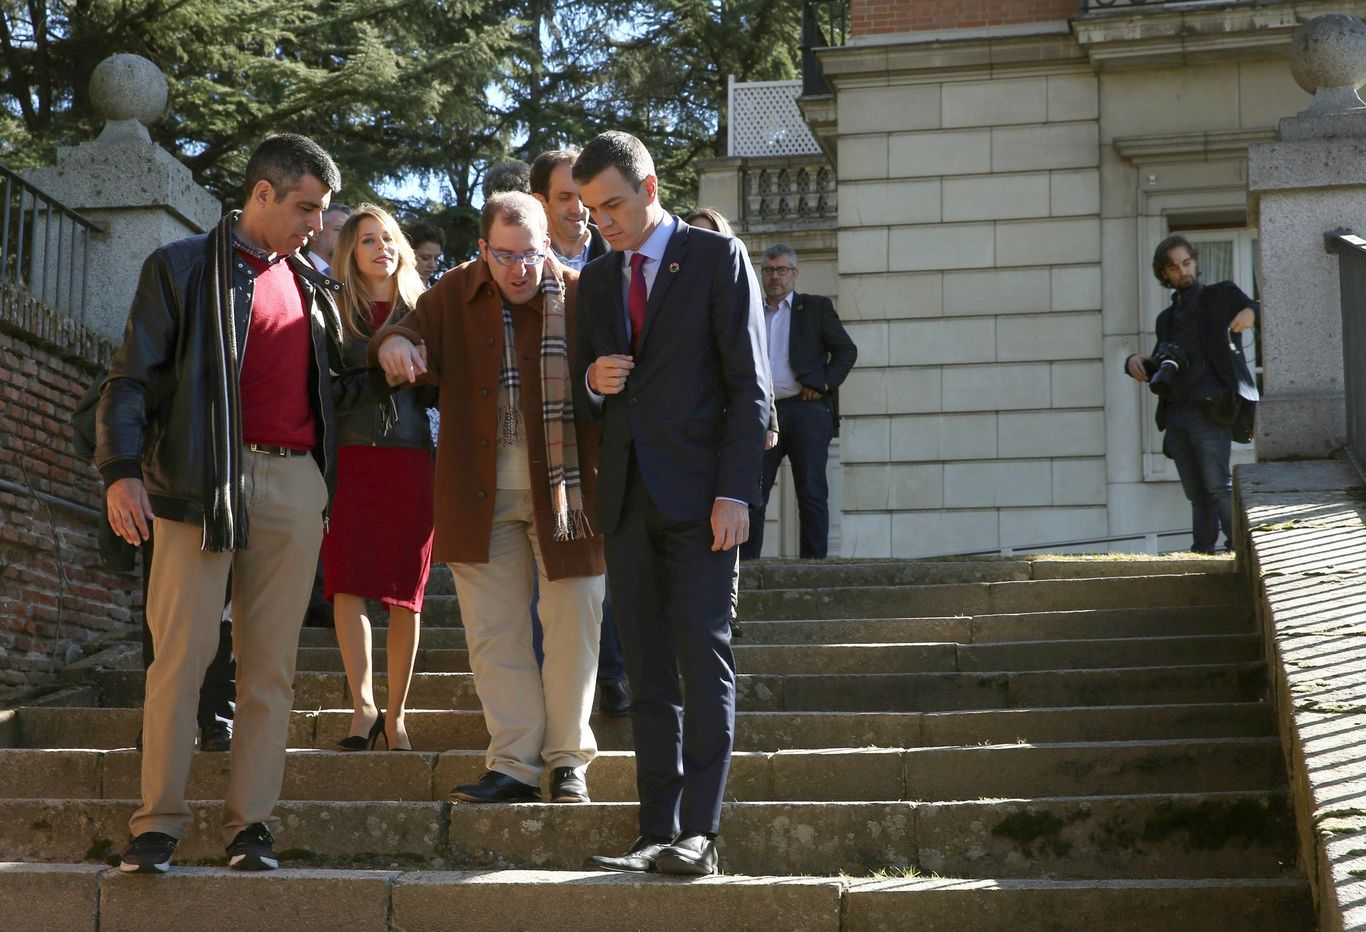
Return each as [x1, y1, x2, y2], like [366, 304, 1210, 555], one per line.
[131, 449, 326, 844]
[449, 489, 604, 786]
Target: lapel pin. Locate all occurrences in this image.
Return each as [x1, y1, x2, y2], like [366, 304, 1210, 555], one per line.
[668, 262, 680, 274]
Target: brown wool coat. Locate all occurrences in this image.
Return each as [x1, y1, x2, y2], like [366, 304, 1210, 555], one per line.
[368, 257, 605, 579]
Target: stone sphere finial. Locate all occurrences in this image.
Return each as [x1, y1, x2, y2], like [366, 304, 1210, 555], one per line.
[89, 54, 167, 143]
[1289, 14, 1366, 114]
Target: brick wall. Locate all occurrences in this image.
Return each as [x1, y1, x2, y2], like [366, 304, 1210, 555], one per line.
[0, 285, 138, 697]
[852, 0, 1078, 36]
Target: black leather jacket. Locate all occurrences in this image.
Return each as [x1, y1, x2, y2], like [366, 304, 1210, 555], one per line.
[95, 227, 391, 528]
[335, 307, 436, 449]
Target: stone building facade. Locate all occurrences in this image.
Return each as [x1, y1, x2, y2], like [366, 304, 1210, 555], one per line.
[704, 0, 1357, 558]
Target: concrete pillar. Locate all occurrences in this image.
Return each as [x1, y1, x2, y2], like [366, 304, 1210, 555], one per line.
[23, 54, 220, 343]
[694, 158, 744, 229]
[1247, 14, 1366, 459]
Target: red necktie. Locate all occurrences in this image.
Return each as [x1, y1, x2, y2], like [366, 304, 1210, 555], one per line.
[629, 252, 647, 354]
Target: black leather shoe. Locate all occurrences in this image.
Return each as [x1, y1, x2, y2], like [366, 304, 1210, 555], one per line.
[598, 678, 631, 717]
[549, 767, 590, 802]
[449, 770, 541, 803]
[655, 833, 718, 876]
[583, 834, 671, 873]
[199, 723, 232, 752]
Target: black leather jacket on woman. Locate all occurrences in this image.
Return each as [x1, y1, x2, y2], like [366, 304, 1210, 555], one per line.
[335, 304, 436, 450]
[95, 222, 392, 530]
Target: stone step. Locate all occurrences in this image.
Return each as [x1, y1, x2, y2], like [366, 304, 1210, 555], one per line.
[0, 791, 1297, 879]
[740, 557, 1233, 590]
[293, 603, 1254, 650]
[417, 557, 1233, 598]
[0, 863, 1311, 932]
[289, 634, 1261, 676]
[738, 574, 1242, 620]
[0, 737, 1286, 804]
[77, 661, 1266, 713]
[6, 702, 1275, 754]
[412, 573, 1243, 626]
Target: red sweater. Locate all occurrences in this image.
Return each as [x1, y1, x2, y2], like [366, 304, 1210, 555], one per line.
[237, 250, 315, 450]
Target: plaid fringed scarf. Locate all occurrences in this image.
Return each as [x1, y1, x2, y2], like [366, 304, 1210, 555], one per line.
[497, 273, 591, 541]
[203, 212, 248, 552]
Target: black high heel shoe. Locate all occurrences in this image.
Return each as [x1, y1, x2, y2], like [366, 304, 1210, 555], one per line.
[368, 709, 392, 750]
[337, 712, 384, 751]
[381, 713, 413, 752]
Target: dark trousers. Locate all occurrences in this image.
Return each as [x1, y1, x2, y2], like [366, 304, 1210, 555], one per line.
[531, 585, 624, 684]
[140, 534, 236, 730]
[1164, 404, 1234, 554]
[607, 457, 738, 838]
[740, 396, 834, 560]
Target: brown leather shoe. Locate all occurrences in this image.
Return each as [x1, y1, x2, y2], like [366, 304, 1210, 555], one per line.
[583, 835, 671, 872]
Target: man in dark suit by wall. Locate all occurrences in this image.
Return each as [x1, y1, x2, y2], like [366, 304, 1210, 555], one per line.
[572, 131, 771, 877]
[740, 244, 857, 560]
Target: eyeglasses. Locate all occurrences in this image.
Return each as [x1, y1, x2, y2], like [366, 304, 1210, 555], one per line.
[488, 250, 547, 268]
[762, 266, 795, 276]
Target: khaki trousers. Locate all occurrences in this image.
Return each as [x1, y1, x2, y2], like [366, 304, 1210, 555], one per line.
[131, 450, 326, 844]
[450, 489, 604, 786]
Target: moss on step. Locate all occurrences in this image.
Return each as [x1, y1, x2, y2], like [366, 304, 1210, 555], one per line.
[85, 836, 117, 866]
[991, 809, 1078, 858]
[1141, 798, 1286, 851]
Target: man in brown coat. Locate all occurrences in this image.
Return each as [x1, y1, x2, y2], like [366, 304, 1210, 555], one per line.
[371, 191, 605, 803]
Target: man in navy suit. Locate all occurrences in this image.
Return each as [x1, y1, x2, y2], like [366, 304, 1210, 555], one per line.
[740, 244, 858, 560]
[572, 131, 771, 876]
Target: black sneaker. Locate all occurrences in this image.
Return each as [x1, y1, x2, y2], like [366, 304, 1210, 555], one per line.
[226, 823, 278, 871]
[549, 767, 590, 803]
[119, 831, 177, 874]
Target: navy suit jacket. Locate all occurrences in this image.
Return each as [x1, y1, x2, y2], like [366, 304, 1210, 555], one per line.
[785, 291, 857, 431]
[574, 216, 772, 535]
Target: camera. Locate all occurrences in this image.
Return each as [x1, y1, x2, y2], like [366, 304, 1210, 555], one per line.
[1143, 341, 1189, 398]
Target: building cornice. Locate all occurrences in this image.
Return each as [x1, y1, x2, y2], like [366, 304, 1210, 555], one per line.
[795, 94, 838, 166]
[1114, 128, 1276, 164]
[815, 29, 1088, 87]
[1073, 0, 1366, 71]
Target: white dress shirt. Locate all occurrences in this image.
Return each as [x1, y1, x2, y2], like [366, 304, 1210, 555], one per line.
[618, 214, 676, 343]
[308, 252, 331, 276]
[764, 292, 802, 400]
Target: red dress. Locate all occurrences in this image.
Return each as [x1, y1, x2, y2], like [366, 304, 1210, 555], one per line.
[323, 301, 435, 611]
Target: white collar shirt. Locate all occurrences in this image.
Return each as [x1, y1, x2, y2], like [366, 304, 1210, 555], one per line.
[619, 214, 677, 342]
[765, 291, 801, 400]
[553, 239, 592, 272]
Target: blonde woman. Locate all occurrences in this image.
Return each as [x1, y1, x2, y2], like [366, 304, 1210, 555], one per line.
[324, 204, 435, 751]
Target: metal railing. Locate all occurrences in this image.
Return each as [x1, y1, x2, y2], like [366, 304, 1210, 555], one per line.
[801, 0, 848, 96]
[1, 164, 101, 323]
[1327, 229, 1366, 467]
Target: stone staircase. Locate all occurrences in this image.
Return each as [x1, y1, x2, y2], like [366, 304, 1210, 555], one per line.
[0, 557, 1316, 929]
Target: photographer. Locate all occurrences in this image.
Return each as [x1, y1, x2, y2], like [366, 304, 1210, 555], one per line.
[1124, 235, 1258, 554]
